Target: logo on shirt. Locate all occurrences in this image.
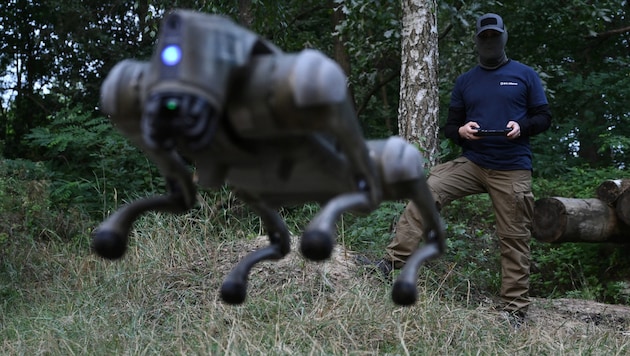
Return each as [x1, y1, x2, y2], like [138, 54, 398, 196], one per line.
[500, 81, 519, 86]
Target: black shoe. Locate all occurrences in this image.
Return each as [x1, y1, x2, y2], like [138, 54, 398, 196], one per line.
[355, 256, 394, 279]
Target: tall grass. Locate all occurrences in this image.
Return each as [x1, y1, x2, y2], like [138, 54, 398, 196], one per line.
[1, 199, 629, 355]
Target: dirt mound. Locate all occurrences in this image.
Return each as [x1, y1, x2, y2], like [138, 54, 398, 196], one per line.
[529, 297, 630, 335]
[217, 235, 359, 285]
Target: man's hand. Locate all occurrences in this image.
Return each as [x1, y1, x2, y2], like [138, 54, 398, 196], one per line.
[459, 121, 482, 140]
[506, 121, 521, 139]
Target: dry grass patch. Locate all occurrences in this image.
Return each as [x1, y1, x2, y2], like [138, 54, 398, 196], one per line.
[1, 212, 629, 354]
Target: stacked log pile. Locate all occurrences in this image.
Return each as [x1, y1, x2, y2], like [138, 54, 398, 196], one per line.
[532, 179, 630, 243]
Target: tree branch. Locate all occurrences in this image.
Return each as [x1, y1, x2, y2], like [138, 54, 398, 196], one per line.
[585, 25, 630, 39]
[356, 70, 399, 116]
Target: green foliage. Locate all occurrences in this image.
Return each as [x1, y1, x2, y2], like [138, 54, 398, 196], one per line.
[445, 231, 502, 297]
[533, 165, 627, 198]
[540, 69, 630, 170]
[500, 1, 630, 169]
[340, 201, 405, 254]
[0, 159, 91, 244]
[25, 104, 163, 216]
[333, 0, 402, 138]
[530, 242, 630, 303]
[435, 195, 503, 299]
[0, 160, 48, 244]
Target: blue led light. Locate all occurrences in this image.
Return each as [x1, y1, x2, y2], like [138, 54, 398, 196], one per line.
[161, 45, 182, 66]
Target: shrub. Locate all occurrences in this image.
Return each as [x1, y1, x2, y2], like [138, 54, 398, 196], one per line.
[0, 159, 91, 244]
[25, 104, 164, 216]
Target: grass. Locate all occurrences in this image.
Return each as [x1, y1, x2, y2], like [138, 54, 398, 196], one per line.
[1, 200, 629, 355]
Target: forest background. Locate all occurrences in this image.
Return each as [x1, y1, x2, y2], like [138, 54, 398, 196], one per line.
[0, 0, 630, 352]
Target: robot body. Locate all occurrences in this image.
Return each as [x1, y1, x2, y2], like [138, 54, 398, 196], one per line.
[94, 9, 445, 306]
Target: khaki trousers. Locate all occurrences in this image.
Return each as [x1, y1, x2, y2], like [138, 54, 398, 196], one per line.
[385, 156, 534, 312]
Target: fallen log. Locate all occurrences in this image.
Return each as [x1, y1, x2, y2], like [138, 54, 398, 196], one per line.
[616, 190, 630, 226]
[532, 197, 630, 243]
[596, 179, 630, 205]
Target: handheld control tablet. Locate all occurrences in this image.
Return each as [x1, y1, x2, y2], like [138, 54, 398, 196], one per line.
[474, 128, 512, 137]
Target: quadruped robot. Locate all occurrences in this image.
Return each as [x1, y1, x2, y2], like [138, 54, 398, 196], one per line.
[92, 9, 445, 306]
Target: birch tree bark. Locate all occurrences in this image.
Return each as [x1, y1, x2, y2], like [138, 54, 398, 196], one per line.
[398, 0, 440, 167]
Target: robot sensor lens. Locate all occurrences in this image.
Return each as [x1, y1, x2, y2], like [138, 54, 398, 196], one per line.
[165, 98, 179, 111]
[161, 45, 182, 66]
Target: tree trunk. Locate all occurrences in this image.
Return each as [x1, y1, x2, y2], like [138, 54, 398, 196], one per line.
[238, 0, 254, 28]
[137, 0, 150, 48]
[615, 190, 630, 226]
[532, 197, 630, 243]
[398, 0, 440, 167]
[595, 179, 630, 205]
[329, 0, 355, 108]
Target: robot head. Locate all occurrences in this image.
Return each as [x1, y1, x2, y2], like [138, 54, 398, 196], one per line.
[141, 11, 239, 151]
[101, 10, 268, 152]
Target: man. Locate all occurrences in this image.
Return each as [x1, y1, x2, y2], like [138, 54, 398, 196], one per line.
[373, 13, 551, 321]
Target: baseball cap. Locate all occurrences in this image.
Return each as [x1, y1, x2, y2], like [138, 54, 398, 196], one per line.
[476, 13, 505, 36]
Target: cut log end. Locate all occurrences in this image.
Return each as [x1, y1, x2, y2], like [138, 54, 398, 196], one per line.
[533, 198, 567, 243]
[596, 179, 630, 205]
